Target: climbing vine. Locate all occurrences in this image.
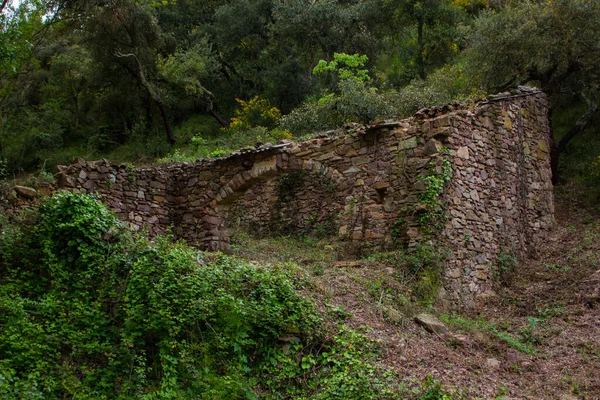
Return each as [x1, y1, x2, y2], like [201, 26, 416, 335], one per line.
[414, 149, 452, 235]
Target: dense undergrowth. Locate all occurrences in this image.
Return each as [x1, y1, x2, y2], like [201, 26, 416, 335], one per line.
[0, 192, 455, 399]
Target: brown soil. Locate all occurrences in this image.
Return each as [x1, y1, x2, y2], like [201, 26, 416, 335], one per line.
[309, 199, 600, 399]
[233, 197, 600, 399]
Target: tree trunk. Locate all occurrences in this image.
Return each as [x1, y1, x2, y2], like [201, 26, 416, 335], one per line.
[115, 52, 176, 145]
[548, 106, 559, 185]
[557, 105, 598, 153]
[552, 95, 598, 183]
[207, 107, 229, 128]
[156, 101, 175, 145]
[416, 16, 425, 80]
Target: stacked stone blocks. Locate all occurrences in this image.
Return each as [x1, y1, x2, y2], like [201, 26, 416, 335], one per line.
[0, 91, 554, 301]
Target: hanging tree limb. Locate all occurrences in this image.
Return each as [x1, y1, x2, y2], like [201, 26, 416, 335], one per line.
[557, 90, 598, 153]
[115, 51, 176, 145]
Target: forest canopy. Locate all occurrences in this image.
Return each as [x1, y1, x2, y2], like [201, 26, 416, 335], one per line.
[0, 0, 598, 176]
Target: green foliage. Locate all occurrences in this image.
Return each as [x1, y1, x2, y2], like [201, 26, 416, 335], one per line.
[0, 157, 8, 179]
[159, 126, 292, 163]
[553, 103, 600, 205]
[228, 96, 283, 131]
[417, 374, 454, 400]
[382, 0, 469, 82]
[0, 192, 418, 398]
[0, 193, 315, 397]
[279, 79, 393, 135]
[390, 215, 407, 243]
[258, 327, 404, 399]
[494, 249, 518, 286]
[158, 40, 219, 100]
[367, 244, 446, 305]
[440, 314, 536, 355]
[313, 53, 371, 83]
[157, 96, 292, 163]
[415, 152, 452, 235]
[385, 64, 482, 118]
[279, 52, 396, 134]
[466, 0, 600, 94]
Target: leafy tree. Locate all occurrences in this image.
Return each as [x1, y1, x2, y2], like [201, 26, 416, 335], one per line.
[43, 44, 95, 133]
[0, 0, 47, 163]
[382, 0, 467, 82]
[466, 0, 600, 164]
[313, 53, 370, 84]
[280, 53, 392, 134]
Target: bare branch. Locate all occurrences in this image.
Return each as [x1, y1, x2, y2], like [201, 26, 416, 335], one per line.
[0, 0, 9, 14]
[115, 51, 159, 101]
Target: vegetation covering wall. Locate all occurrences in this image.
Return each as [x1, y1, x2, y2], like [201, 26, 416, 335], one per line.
[0, 90, 554, 302]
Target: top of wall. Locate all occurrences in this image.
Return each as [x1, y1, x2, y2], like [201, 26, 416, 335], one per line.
[168, 86, 543, 167]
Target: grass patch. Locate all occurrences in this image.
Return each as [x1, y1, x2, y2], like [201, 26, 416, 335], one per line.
[439, 314, 537, 355]
[229, 230, 339, 268]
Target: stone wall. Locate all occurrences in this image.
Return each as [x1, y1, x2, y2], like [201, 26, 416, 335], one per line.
[0, 90, 554, 302]
[434, 93, 554, 301]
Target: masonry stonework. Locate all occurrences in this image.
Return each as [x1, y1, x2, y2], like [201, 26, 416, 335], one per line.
[0, 90, 554, 303]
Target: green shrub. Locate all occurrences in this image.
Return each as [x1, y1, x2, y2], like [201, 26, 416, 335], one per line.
[279, 79, 393, 136]
[494, 249, 518, 286]
[367, 244, 446, 306]
[0, 193, 319, 398]
[384, 64, 482, 118]
[0, 192, 411, 399]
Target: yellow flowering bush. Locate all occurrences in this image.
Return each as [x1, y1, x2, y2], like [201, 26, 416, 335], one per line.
[229, 96, 282, 130]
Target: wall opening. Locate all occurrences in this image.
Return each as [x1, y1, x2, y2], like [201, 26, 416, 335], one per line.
[224, 171, 341, 239]
[375, 187, 387, 204]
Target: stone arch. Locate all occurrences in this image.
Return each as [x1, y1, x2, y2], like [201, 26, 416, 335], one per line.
[206, 153, 345, 248]
[214, 153, 344, 206]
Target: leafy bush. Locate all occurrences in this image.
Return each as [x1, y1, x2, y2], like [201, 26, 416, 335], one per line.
[229, 96, 281, 131]
[0, 193, 316, 397]
[279, 79, 393, 135]
[494, 249, 518, 286]
[0, 192, 411, 399]
[367, 245, 447, 306]
[553, 102, 600, 206]
[385, 64, 482, 119]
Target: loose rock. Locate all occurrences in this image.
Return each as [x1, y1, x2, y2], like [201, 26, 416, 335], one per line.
[414, 313, 447, 334]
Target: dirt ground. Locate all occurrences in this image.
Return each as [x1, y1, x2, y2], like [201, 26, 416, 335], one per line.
[233, 196, 600, 399]
[310, 200, 600, 399]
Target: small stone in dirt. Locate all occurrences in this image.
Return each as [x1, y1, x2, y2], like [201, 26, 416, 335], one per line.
[447, 333, 469, 346]
[486, 357, 501, 369]
[414, 313, 447, 334]
[14, 185, 38, 199]
[384, 306, 405, 325]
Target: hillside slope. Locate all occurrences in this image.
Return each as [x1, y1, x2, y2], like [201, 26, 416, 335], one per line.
[233, 196, 600, 399]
